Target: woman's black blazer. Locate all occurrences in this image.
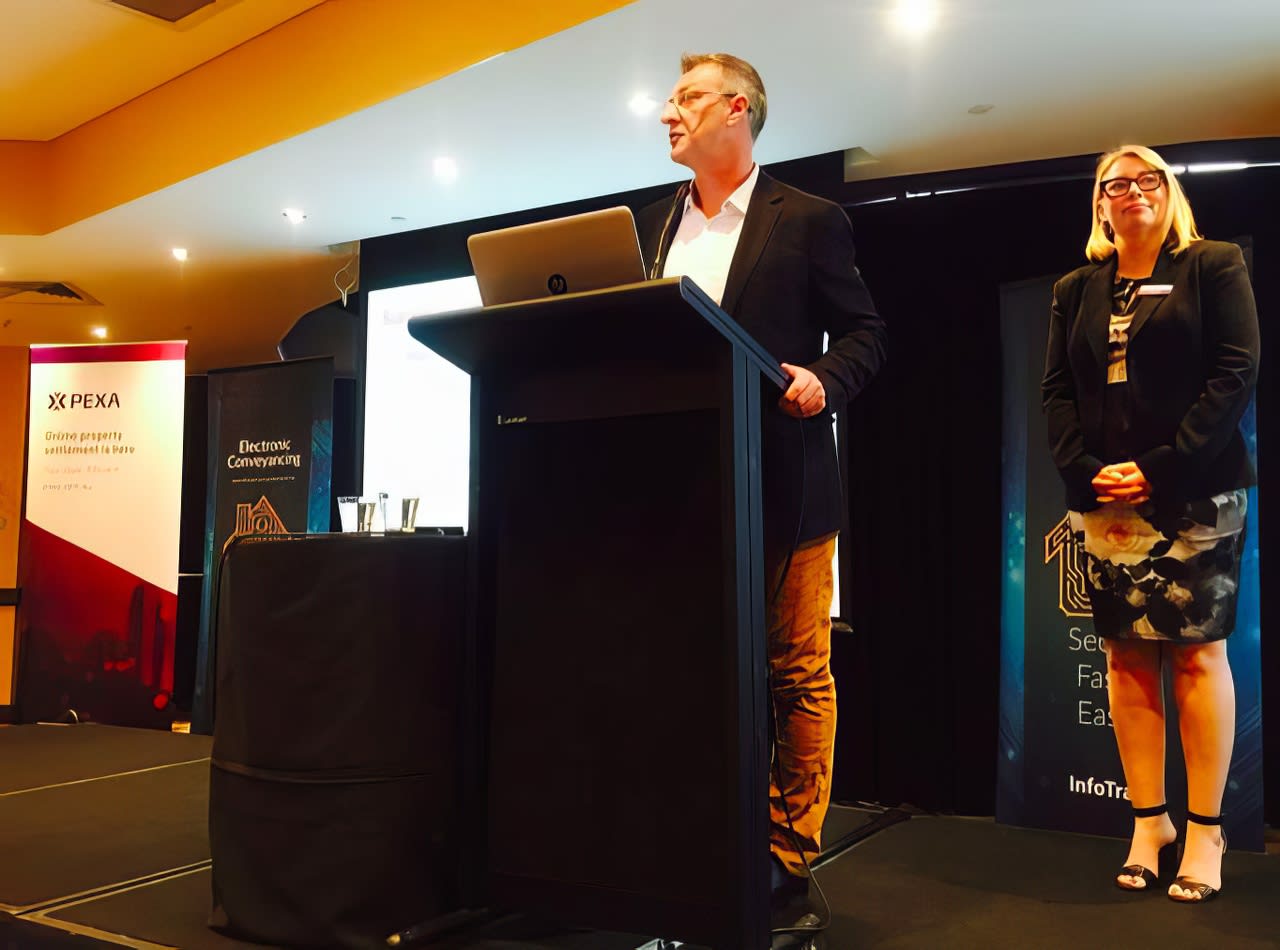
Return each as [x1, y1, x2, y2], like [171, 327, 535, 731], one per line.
[1042, 239, 1259, 513]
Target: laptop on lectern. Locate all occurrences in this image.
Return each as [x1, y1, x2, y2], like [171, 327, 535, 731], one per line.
[467, 206, 647, 307]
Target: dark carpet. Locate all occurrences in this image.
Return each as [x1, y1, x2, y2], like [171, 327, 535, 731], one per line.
[0, 760, 209, 909]
[28, 809, 891, 949]
[9, 736, 1277, 950]
[42, 869, 252, 950]
[46, 868, 653, 950]
[812, 815, 1280, 949]
[0, 912, 120, 948]
[0, 724, 210, 794]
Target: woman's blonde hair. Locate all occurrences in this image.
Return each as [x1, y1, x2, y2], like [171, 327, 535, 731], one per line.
[1085, 144, 1201, 262]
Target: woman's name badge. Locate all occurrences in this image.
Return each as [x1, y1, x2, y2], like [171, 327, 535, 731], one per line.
[1137, 284, 1173, 296]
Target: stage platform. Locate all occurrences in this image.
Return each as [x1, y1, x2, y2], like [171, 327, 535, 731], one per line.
[2, 724, 1276, 949]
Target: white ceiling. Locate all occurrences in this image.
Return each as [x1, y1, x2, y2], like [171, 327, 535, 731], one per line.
[2, 0, 1278, 364]
[112, 0, 1280, 246]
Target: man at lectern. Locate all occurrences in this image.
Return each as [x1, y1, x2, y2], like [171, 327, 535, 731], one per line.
[638, 53, 887, 906]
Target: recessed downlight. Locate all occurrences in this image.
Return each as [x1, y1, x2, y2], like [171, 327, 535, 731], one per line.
[968, 103, 995, 114]
[282, 208, 307, 224]
[629, 93, 659, 116]
[91, 326, 108, 339]
[889, 0, 938, 36]
[433, 157, 459, 184]
[172, 247, 188, 262]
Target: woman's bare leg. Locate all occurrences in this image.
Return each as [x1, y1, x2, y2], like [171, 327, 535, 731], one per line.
[1106, 638, 1176, 886]
[1169, 640, 1234, 896]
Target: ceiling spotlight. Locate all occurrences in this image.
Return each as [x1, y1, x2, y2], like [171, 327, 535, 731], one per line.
[968, 103, 995, 114]
[433, 157, 459, 184]
[282, 208, 307, 224]
[890, 0, 939, 36]
[91, 326, 108, 339]
[172, 247, 188, 262]
[390, 215, 407, 222]
[628, 93, 659, 116]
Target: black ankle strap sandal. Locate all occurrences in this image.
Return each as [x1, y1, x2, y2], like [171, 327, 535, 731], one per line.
[1131, 803, 1168, 818]
[1185, 811, 1222, 825]
[1116, 803, 1175, 892]
[1169, 812, 1226, 904]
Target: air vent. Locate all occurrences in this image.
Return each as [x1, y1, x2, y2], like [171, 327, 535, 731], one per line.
[0, 282, 101, 306]
[109, 0, 218, 23]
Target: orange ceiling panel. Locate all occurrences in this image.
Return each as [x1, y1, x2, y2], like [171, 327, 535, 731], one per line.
[0, 0, 328, 141]
[2, 0, 631, 236]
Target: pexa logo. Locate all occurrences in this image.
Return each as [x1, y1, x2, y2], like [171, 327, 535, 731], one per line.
[47, 392, 121, 411]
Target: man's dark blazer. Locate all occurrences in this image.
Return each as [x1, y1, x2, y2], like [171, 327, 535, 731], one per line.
[637, 171, 887, 558]
[1042, 239, 1259, 514]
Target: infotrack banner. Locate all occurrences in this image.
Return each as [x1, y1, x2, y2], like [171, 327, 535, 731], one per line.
[18, 342, 186, 727]
[191, 357, 333, 733]
[996, 275, 1263, 853]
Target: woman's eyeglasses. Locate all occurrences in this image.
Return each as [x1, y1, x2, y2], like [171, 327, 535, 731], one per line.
[1100, 170, 1166, 198]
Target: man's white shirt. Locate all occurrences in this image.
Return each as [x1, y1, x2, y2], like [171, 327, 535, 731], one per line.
[661, 164, 760, 306]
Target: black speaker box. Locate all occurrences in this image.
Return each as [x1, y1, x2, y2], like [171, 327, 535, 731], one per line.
[278, 302, 359, 378]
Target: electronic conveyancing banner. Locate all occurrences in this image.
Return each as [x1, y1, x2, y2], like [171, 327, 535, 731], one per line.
[191, 356, 333, 733]
[18, 342, 187, 727]
[996, 273, 1263, 853]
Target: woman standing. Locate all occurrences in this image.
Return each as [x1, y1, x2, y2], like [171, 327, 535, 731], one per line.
[1042, 145, 1259, 902]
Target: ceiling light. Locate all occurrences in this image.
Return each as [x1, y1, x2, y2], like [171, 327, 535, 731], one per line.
[629, 93, 659, 116]
[282, 208, 307, 224]
[968, 104, 994, 114]
[433, 157, 459, 184]
[91, 326, 108, 339]
[172, 247, 188, 262]
[390, 215, 407, 222]
[1186, 162, 1248, 174]
[890, 0, 939, 36]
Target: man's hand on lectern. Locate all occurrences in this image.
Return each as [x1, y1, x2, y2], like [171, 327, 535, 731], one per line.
[779, 363, 826, 419]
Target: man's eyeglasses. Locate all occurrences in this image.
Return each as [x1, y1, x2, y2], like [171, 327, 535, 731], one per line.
[1100, 170, 1166, 198]
[667, 89, 739, 111]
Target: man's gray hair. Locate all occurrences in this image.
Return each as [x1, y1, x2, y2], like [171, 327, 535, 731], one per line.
[680, 52, 767, 141]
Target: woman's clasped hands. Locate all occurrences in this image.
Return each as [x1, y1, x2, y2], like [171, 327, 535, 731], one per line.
[1092, 460, 1151, 505]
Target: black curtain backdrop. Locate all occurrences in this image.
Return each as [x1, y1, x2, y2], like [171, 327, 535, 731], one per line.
[358, 141, 1279, 824]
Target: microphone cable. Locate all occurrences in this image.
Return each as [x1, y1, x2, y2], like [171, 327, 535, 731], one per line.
[648, 182, 691, 280]
[768, 416, 831, 939]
